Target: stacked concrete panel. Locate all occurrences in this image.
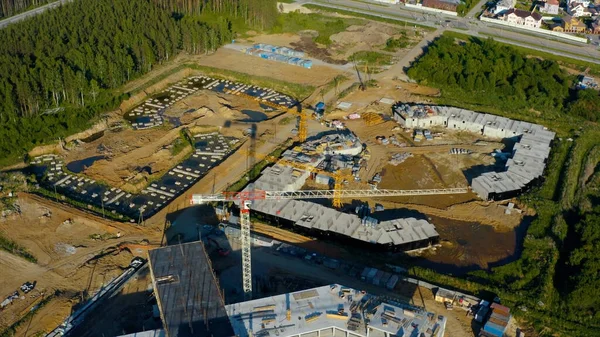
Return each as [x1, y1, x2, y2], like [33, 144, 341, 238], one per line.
[392, 103, 555, 200]
[226, 284, 447, 337]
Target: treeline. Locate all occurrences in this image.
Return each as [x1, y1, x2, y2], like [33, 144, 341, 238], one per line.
[0, 0, 274, 166]
[567, 209, 600, 321]
[0, 0, 51, 18]
[409, 34, 600, 335]
[407, 35, 573, 113]
[567, 88, 600, 122]
[408, 35, 600, 122]
[152, 0, 279, 29]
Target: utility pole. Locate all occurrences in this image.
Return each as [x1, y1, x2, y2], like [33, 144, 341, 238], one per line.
[101, 197, 105, 219]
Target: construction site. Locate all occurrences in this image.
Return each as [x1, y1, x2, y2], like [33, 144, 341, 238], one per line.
[0, 6, 541, 337]
[145, 240, 452, 337]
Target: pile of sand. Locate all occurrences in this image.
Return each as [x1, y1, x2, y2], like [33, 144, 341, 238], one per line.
[330, 22, 397, 46]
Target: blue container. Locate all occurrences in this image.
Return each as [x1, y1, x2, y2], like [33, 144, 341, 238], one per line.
[483, 322, 505, 337]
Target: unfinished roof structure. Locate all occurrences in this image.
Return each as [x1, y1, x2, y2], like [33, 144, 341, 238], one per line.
[251, 165, 312, 192]
[300, 132, 363, 156]
[148, 242, 234, 337]
[226, 284, 447, 337]
[242, 134, 439, 251]
[250, 198, 439, 251]
[392, 103, 555, 200]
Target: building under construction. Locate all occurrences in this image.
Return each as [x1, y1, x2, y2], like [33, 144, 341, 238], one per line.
[148, 242, 234, 337]
[146, 240, 447, 337]
[226, 284, 447, 337]
[251, 199, 440, 251]
[392, 103, 555, 200]
[240, 132, 440, 252]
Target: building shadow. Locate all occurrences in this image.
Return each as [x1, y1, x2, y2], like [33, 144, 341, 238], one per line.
[165, 204, 218, 245]
[65, 273, 160, 337]
[367, 207, 429, 222]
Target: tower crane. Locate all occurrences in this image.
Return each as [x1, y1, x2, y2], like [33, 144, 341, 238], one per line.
[288, 104, 307, 143]
[276, 159, 355, 208]
[190, 186, 469, 299]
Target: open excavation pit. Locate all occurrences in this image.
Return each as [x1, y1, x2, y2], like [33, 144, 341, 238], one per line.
[29, 132, 238, 221]
[124, 75, 297, 130]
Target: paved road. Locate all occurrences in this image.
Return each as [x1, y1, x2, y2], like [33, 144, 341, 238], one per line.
[0, 0, 72, 29]
[380, 27, 444, 81]
[302, 0, 600, 63]
[465, 0, 487, 18]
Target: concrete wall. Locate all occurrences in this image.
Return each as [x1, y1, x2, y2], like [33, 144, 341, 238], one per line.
[405, 3, 459, 16]
[414, 115, 448, 128]
[480, 16, 589, 43]
[471, 178, 490, 200]
[464, 121, 485, 134]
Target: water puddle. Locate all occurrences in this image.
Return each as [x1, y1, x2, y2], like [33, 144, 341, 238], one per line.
[416, 215, 532, 275]
[66, 155, 106, 173]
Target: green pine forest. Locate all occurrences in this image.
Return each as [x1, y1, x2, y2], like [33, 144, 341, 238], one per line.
[0, 0, 276, 166]
[408, 34, 600, 335]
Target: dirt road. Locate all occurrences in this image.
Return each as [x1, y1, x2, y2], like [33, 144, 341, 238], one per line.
[387, 143, 500, 154]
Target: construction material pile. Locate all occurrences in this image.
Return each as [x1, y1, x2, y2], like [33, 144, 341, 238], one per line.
[389, 153, 412, 166]
[245, 43, 312, 68]
[449, 148, 472, 155]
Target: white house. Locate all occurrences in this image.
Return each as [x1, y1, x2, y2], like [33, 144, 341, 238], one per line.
[540, 0, 559, 14]
[568, 0, 590, 7]
[568, 2, 593, 17]
[494, 0, 516, 14]
[500, 8, 543, 28]
[373, 0, 400, 3]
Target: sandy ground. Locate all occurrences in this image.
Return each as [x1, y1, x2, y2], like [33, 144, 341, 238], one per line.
[246, 33, 302, 47]
[62, 89, 275, 191]
[197, 47, 345, 87]
[0, 10, 530, 337]
[328, 21, 424, 61]
[71, 127, 191, 190]
[0, 193, 161, 335]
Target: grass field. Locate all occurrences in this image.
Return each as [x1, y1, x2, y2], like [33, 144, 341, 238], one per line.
[303, 4, 435, 31]
[270, 11, 364, 45]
